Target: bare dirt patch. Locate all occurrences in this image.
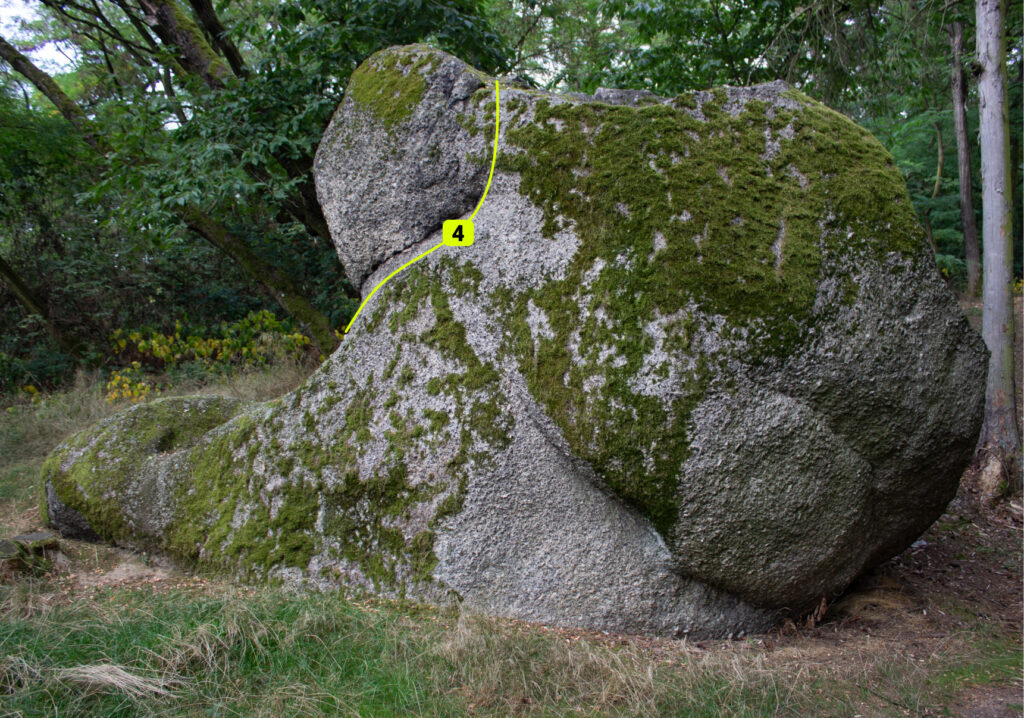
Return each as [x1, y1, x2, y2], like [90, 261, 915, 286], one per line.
[769, 483, 1023, 715]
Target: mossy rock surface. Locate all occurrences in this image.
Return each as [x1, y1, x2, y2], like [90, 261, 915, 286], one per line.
[44, 45, 987, 637]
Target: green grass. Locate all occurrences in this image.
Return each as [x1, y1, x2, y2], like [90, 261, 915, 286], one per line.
[0, 583, 794, 717]
[0, 465, 36, 503]
[0, 575, 1018, 717]
[932, 640, 1022, 695]
[1, 370, 1021, 717]
[0, 587, 458, 716]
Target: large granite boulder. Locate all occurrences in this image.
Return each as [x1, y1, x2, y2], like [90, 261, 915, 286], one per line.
[41, 45, 987, 637]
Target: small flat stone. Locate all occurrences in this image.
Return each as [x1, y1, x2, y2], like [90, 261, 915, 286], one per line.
[11, 531, 59, 553]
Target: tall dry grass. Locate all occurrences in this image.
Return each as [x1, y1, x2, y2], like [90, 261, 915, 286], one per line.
[0, 371, 115, 480]
[0, 360, 312, 484]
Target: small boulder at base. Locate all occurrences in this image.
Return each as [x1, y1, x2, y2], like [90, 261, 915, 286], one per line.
[42, 45, 987, 637]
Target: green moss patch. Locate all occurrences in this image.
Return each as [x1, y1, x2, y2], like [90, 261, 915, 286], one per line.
[43, 397, 246, 546]
[488, 88, 926, 538]
[347, 47, 439, 128]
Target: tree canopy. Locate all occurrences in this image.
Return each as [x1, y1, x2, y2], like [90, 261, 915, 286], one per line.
[0, 0, 1020, 392]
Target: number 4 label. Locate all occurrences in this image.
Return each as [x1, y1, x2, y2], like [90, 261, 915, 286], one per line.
[443, 219, 474, 247]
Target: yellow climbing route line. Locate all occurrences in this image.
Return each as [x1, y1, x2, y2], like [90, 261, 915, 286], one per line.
[469, 80, 500, 220]
[344, 79, 500, 335]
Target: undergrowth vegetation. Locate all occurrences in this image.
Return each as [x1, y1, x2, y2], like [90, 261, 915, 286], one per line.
[101, 310, 319, 404]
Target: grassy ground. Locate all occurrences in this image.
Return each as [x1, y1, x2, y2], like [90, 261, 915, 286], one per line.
[0, 364, 1021, 717]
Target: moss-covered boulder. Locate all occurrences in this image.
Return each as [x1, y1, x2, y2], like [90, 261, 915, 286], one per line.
[43, 45, 986, 637]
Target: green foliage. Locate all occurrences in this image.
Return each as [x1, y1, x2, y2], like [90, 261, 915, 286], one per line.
[103, 0, 508, 237]
[2, 0, 1020, 391]
[600, 0, 806, 91]
[935, 254, 968, 288]
[0, 0, 512, 393]
[593, 0, 977, 117]
[110, 311, 314, 375]
[0, 340, 74, 395]
[863, 106, 972, 257]
[485, 0, 634, 92]
[0, 87, 272, 390]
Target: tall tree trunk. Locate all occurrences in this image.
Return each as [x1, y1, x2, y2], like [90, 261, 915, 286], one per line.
[0, 255, 78, 356]
[975, 0, 1021, 493]
[922, 122, 944, 254]
[931, 121, 944, 201]
[950, 21, 981, 297]
[0, 32, 339, 356]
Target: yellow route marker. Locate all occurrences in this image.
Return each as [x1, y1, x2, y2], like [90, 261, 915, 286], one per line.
[344, 79, 500, 334]
[443, 219, 474, 246]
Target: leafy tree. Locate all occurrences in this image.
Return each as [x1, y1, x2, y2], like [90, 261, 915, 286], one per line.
[0, 0, 510, 372]
[484, 0, 633, 91]
[0, 82, 268, 387]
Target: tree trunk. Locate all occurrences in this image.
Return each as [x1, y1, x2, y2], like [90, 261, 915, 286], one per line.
[975, 0, 1021, 493]
[185, 0, 248, 77]
[138, 0, 232, 88]
[922, 209, 936, 253]
[950, 21, 981, 297]
[0, 255, 78, 356]
[931, 121, 944, 201]
[922, 122, 943, 254]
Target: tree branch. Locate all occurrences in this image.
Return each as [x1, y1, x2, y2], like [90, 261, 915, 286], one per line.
[138, 0, 231, 89]
[185, 0, 247, 76]
[0, 254, 79, 356]
[179, 205, 336, 354]
[0, 34, 104, 152]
